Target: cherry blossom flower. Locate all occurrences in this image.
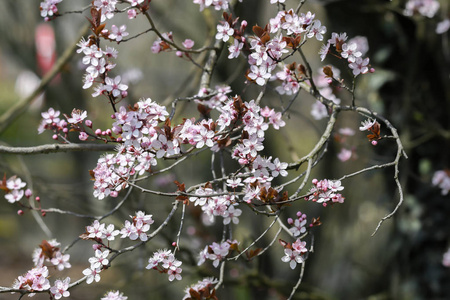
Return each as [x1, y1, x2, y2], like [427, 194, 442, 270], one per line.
[319, 42, 330, 61]
[109, 25, 129, 42]
[432, 170, 450, 195]
[306, 20, 327, 41]
[101, 290, 128, 300]
[349, 57, 370, 76]
[340, 42, 362, 63]
[66, 109, 87, 124]
[127, 8, 137, 19]
[5, 189, 24, 203]
[228, 39, 244, 59]
[41, 107, 61, 124]
[40, 0, 62, 19]
[82, 266, 102, 284]
[182, 277, 218, 300]
[216, 22, 234, 42]
[105, 76, 128, 97]
[51, 252, 72, 271]
[359, 118, 376, 131]
[223, 205, 242, 224]
[50, 278, 70, 299]
[182, 39, 195, 49]
[281, 248, 305, 269]
[89, 249, 110, 269]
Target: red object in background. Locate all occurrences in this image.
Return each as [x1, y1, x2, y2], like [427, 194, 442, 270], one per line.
[35, 23, 58, 82]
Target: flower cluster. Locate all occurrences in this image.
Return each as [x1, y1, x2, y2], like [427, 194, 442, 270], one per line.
[359, 118, 381, 145]
[2, 175, 30, 204]
[38, 107, 114, 143]
[198, 240, 238, 267]
[77, 38, 128, 99]
[319, 32, 372, 76]
[432, 170, 450, 196]
[91, 95, 286, 200]
[39, 0, 62, 21]
[32, 239, 71, 271]
[305, 178, 345, 207]
[193, 0, 232, 11]
[120, 211, 155, 241]
[404, 0, 440, 18]
[280, 238, 308, 269]
[12, 266, 50, 295]
[12, 265, 71, 299]
[182, 277, 218, 300]
[287, 211, 308, 237]
[101, 290, 128, 300]
[146, 249, 183, 281]
[50, 278, 71, 299]
[83, 248, 110, 284]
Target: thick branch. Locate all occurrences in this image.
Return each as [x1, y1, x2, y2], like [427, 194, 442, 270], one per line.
[0, 143, 116, 155]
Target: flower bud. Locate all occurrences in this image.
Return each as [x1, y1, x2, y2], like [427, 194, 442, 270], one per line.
[52, 134, 58, 140]
[35, 196, 40, 202]
[17, 210, 24, 216]
[95, 129, 102, 135]
[371, 140, 378, 146]
[25, 189, 32, 198]
[85, 120, 93, 127]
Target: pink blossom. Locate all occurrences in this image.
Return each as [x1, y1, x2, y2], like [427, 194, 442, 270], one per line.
[349, 57, 370, 76]
[50, 277, 70, 299]
[109, 25, 129, 42]
[216, 22, 234, 42]
[105, 76, 128, 97]
[101, 290, 128, 300]
[182, 39, 195, 49]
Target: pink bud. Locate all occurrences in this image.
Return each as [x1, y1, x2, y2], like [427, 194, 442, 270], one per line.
[35, 196, 40, 202]
[110, 191, 118, 197]
[102, 131, 106, 136]
[63, 128, 68, 133]
[296, 211, 302, 217]
[95, 129, 102, 135]
[111, 114, 116, 119]
[41, 211, 46, 217]
[371, 140, 378, 146]
[127, 9, 137, 19]
[121, 90, 128, 98]
[369, 68, 375, 73]
[176, 51, 183, 57]
[172, 242, 177, 247]
[52, 134, 58, 140]
[312, 178, 318, 185]
[25, 189, 32, 198]
[85, 120, 93, 127]
[287, 218, 293, 224]
[105, 129, 112, 135]
[17, 210, 24, 216]
[93, 244, 102, 250]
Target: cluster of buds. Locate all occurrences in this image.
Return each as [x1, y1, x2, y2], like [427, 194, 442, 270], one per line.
[305, 178, 345, 207]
